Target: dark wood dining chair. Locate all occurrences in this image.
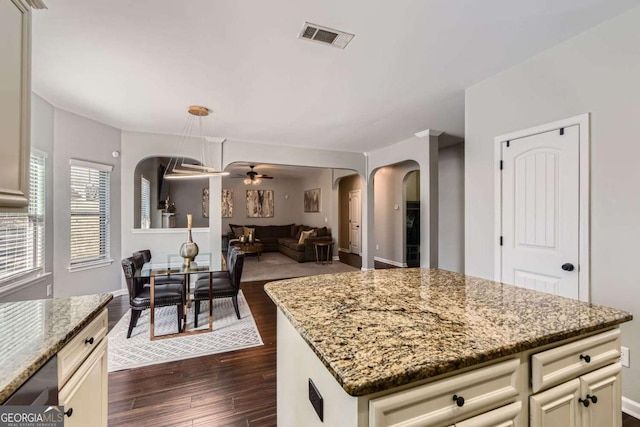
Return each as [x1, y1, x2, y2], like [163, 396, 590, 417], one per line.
[121, 257, 185, 338]
[133, 250, 183, 286]
[193, 248, 245, 327]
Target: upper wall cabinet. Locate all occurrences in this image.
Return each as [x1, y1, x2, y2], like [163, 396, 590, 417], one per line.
[0, 0, 31, 211]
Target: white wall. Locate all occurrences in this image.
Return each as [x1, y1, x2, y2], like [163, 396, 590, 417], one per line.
[465, 5, 640, 404]
[53, 108, 122, 297]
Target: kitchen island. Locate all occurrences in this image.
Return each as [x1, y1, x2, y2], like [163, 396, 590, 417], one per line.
[0, 293, 112, 425]
[265, 268, 632, 427]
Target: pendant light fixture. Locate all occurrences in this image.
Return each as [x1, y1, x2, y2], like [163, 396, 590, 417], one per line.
[163, 105, 230, 180]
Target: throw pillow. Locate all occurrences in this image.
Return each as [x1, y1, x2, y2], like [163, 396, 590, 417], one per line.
[298, 229, 314, 244]
[243, 226, 255, 238]
[231, 226, 244, 239]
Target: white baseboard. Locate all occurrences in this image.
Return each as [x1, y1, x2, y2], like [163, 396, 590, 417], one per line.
[110, 288, 127, 298]
[332, 255, 340, 261]
[623, 396, 640, 419]
[374, 257, 407, 268]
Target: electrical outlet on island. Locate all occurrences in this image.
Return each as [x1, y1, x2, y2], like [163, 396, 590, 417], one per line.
[621, 346, 630, 368]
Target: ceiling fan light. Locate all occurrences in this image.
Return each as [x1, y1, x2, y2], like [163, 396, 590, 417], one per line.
[244, 178, 251, 185]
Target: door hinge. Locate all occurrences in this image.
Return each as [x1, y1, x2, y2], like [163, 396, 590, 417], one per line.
[499, 160, 503, 170]
[560, 128, 565, 135]
[500, 236, 503, 246]
[506, 141, 510, 147]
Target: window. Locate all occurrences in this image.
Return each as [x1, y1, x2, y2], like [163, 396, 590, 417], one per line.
[69, 159, 112, 271]
[141, 176, 151, 229]
[0, 150, 46, 283]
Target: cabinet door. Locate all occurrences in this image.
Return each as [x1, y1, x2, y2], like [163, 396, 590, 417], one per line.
[59, 338, 108, 427]
[530, 378, 581, 427]
[454, 401, 522, 427]
[579, 363, 621, 427]
[0, 0, 31, 209]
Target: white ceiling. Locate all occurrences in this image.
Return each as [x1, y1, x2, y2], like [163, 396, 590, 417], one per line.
[32, 0, 639, 152]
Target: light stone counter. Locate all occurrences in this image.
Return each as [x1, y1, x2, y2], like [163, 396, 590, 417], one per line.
[0, 294, 113, 403]
[265, 268, 632, 397]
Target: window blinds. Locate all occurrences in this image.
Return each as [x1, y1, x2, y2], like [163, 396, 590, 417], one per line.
[0, 151, 46, 282]
[141, 176, 151, 229]
[69, 160, 112, 268]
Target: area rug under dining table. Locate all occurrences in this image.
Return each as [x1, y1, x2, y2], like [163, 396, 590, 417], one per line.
[107, 291, 263, 372]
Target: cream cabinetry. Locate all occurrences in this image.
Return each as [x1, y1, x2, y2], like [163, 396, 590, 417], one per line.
[530, 330, 622, 427]
[0, 0, 31, 210]
[453, 401, 522, 427]
[58, 309, 108, 427]
[276, 308, 624, 427]
[369, 359, 521, 427]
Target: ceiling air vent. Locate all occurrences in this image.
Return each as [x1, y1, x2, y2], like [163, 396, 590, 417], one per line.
[298, 22, 354, 49]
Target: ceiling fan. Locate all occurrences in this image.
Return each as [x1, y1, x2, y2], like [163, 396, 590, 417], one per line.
[234, 165, 274, 185]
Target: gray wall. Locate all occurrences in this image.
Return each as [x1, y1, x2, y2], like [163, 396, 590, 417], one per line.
[220, 176, 302, 232]
[53, 109, 122, 297]
[438, 144, 464, 273]
[299, 168, 334, 230]
[0, 94, 56, 302]
[373, 162, 420, 265]
[465, 6, 640, 403]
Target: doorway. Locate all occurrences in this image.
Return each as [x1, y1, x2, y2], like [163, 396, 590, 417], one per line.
[404, 170, 420, 267]
[494, 114, 590, 301]
[348, 190, 361, 254]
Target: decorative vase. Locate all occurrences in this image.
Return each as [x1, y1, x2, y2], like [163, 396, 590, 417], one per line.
[179, 214, 199, 265]
[180, 229, 199, 266]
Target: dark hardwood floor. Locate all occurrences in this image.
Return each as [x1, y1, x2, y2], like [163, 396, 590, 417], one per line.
[107, 281, 276, 427]
[107, 278, 640, 427]
[626, 413, 640, 427]
[338, 250, 397, 269]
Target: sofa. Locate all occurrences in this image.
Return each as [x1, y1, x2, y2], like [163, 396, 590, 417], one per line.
[227, 223, 332, 262]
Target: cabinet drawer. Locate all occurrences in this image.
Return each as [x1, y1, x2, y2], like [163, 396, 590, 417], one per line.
[58, 309, 108, 388]
[369, 359, 520, 427]
[453, 401, 522, 427]
[531, 329, 620, 393]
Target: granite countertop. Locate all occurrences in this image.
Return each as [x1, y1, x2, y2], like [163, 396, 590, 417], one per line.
[264, 268, 632, 396]
[0, 294, 113, 403]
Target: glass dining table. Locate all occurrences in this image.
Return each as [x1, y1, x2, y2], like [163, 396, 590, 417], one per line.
[137, 253, 225, 341]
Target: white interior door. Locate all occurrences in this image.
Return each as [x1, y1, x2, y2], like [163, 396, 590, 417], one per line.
[501, 125, 579, 299]
[349, 190, 361, 254]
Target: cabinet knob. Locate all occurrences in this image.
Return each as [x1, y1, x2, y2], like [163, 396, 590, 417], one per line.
[64, 408, 73, 417]
[85, 337, 94, 345]
[452, 394, 465, 407]
[579, 354, 591, 363]
[579, 395, 597, 407]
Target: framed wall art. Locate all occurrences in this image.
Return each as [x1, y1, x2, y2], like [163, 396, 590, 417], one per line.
[304, 188, 320, 212]
[221, 189, 233, 218]
[246, 189, 274, 218]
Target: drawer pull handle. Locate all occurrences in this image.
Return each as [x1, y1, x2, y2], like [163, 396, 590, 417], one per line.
[85, 337, 94, 345]
[579, 354, 591, 363]
[64, 408, 73, 417]
[452, 395, 465, 407]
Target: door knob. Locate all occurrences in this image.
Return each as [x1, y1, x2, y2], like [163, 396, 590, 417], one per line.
[562, 263, 575, 271]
